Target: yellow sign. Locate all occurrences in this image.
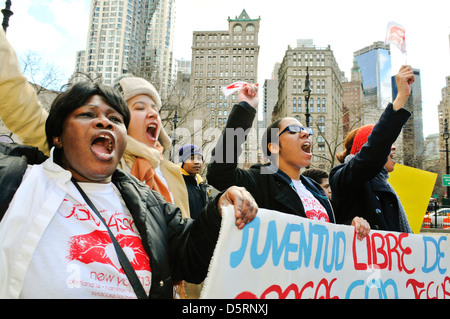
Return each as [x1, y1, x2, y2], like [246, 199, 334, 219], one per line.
[388, 164, 438, 234]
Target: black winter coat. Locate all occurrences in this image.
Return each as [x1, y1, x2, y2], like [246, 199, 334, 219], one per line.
[182, 173, 211, 220]
[329, 104, 411, 231]
[0, 142, 222, 299]
[207, 102, 335, 223]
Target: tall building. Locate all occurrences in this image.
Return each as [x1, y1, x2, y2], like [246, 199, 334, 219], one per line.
[353, 41, 392, 109]
[273, 40, 345, 170]
[175, 58, 191, 75]
[188, 9, 260, 165]
[342, 60, 364, 137]
[73, 0, 176, 95]
[263, 62, 280, 127]
[190, 9, 260, 125]
[438, 75, 450, 163]
[143, 0, 176, 96]
[392, 68, 424, 168]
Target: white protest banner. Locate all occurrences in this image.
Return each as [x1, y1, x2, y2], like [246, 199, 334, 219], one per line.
[201, 207, 450, 299]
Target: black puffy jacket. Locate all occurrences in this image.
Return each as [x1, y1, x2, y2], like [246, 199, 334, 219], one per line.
[0, 142, 222, 298]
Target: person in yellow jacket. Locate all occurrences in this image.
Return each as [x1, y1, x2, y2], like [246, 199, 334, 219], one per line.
[0, 29, 200, 298]
[0, 29, 189, 218]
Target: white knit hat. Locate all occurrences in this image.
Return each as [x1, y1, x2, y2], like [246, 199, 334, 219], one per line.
[113, 75, 171, 149]
[114, 75, 162, 109]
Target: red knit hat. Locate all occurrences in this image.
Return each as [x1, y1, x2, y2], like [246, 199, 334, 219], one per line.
[350, 125, 374, 155]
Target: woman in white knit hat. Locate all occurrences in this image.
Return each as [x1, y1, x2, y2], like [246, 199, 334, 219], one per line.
[112, 75, 190, 220]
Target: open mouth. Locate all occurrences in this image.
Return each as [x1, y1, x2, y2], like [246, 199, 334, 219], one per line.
[146, 123, 158, 142]
[90, 133, 115, 161]
[301, 141, 312, 154]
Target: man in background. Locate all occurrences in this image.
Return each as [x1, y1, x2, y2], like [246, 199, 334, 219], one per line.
[178, 144, 212, 220]
[302, 168, 332, 200]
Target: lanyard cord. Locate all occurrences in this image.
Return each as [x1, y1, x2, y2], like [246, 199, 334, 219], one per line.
[71, 178, 148, 299]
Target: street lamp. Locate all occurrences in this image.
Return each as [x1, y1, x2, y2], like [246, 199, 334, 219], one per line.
[303, 66, 311, 128]
[443, 118, 449, 199]
[1, 0, 13, 32]
[171, 108, 178, 162]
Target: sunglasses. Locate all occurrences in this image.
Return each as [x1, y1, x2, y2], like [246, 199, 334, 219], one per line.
[278, 125, 313, 137]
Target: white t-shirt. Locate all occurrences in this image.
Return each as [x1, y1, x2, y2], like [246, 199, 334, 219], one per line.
[20, 182, 151, 299]
[292, 179, 329, 222]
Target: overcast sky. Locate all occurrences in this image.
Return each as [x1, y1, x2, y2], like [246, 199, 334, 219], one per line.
[5, 0, 450, 137]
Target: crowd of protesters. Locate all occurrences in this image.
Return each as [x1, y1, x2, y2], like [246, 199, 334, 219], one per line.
[0, 27, 415, 299]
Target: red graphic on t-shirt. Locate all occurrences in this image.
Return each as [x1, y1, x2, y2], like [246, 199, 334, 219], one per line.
[305, 209, 330, 222]
[67, 230, 150, 273]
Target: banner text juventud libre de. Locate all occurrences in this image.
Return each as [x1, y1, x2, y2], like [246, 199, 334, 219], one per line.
[201, 207, 449, 299]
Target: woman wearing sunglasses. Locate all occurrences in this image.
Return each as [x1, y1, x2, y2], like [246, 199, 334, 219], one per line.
[207, 84, 370, 240]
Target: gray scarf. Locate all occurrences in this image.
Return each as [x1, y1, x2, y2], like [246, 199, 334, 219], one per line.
[345, 154, 413, 233]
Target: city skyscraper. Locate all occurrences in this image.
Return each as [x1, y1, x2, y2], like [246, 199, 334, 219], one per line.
[342, 59, 364, 137]
[392, 68, 424, 168]
[353, 41, 392, 109]
[263, 62, 280, 127]
[73, 0, 176, 95]
[438, 75, 450, 164]
[142, 0, 176, 96]
[189, 9, 260, 125]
